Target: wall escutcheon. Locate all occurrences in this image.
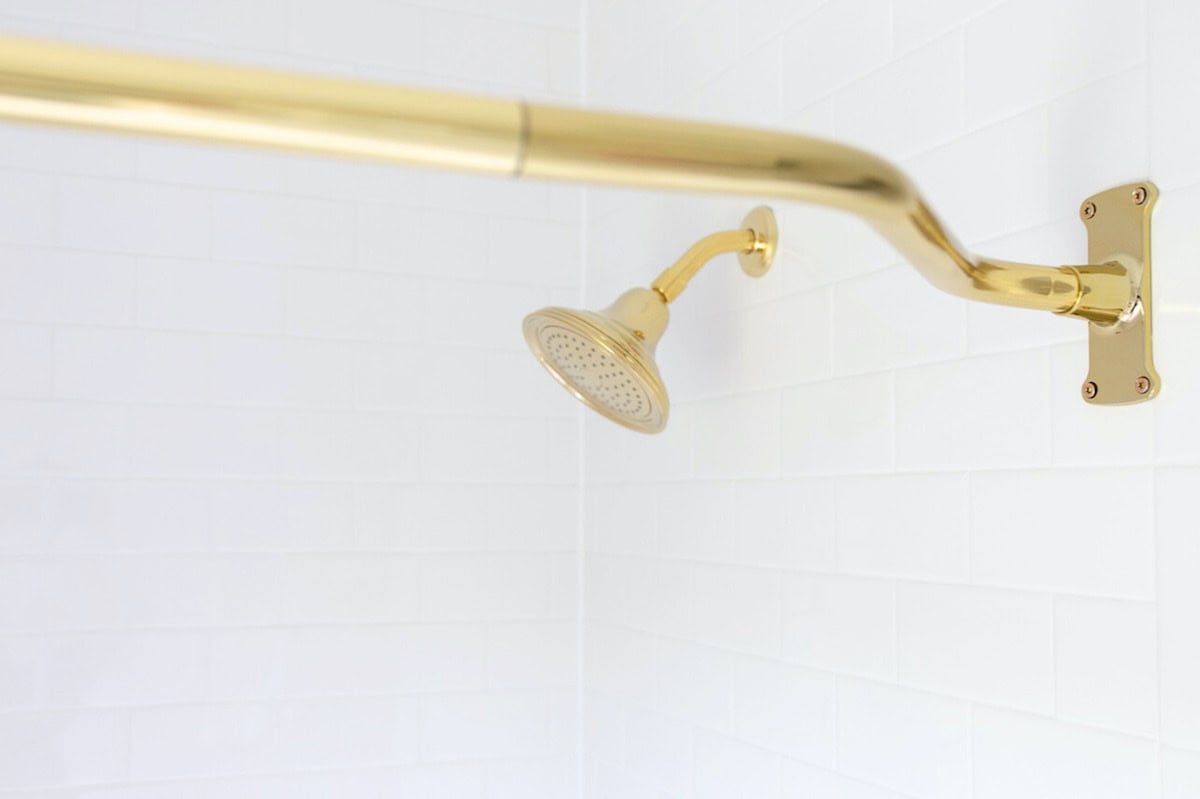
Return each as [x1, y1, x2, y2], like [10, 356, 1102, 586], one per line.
[1079, 181, 1160, 405]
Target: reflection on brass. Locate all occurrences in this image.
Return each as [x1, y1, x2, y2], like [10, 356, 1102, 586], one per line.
[0, 36, 1161, 422]
[1079, 183, 1160, 406]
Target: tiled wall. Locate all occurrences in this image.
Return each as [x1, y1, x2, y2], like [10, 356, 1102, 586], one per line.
[582, 0, 1200, 797]
[0, 1, 582, 796]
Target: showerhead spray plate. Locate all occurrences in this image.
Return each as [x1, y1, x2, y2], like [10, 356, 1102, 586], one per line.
[523, 307, 668, 434]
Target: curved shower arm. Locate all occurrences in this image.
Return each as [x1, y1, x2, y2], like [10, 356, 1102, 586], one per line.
[651, 229, 758, 303]
[0, 37, 1140, 327]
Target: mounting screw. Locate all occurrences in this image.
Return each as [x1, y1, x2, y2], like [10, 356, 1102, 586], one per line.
[1081, 202, 1096, 220]
[1134, 375, 1151, 394]
[1082, 381, 1098, 399]
[1132, 186, 1148, 205]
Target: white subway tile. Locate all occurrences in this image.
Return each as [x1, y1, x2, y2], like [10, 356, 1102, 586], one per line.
[623, 709, 693, 796]
[693, 732, 782, 799]
[896, 350, 1051, 470]
[835, 33, 963, 159]
[140, 0, 288, 50]
[420, 416, 552, 484]
[665, 3, 742, 95]
[656, 481, 734, 562]
[43, 631, 206, 707]
[781, 373, 893, 474]
[276, 624, 484, 696]
[692, 392, 781, 479]
[276, 696, 417, 768]
[287, 0, 427, 72]
[0, 479, 46, 553]
[838, 678, 970, 799]
[135, 139, 291, 193]
[965, 0, 1143, 127]
[834, 265, 966, 375]
[137, 257, 285, 333]
[0, 709, 128, 789]
[782, 760, 911, 798]
[129, 406, 280, 477]
[1055, 597, 1158, 736]
[584, 624, 658, 706]
[1149, 0, 1200, 188]
[0, 246, 137, 326]
[0, 323, 53, 398]
[897, 583, 1053, 711]
[0, 636, 41, 710]
[970, 468, 1154, 598]
[733, 478, 836, 571]
[1159, 468, 1200, 748]
[780, 0, 892, 113]
[584, 484, 655, 555]
[732, 655, 836, 766]
[130, 703, 274, 779]
[422, 553, 548, 621]
[0, 400, 130, 475]
[1155, 311, 1200, 464]
[212, 191, 353, 267]
[892, 0, 997, 53]
[1164, 746, 1200, 799]
[488, 622, 575, 690]
[210, 481, 353, 551]
[0, 168, 56, 246]
[421, 692, 549, 761]
[732, 289, 832, 389]
[58, 177, 210, 257]
[1047, 68, 1149, 219]
[423, 10, 549, 89]
[781, 574, 895, 679]
[904, 109, 1050, 245]
[655, 638, 732, 730]
[972, 706, 1158, 799]
[836, 473, 969, 580]
[270, 553, 422, 624]
[285, 268, 424, 341]
[691, 563, 781, 656]
[278, 410, 417, 480]
[490, 216, 578, 287]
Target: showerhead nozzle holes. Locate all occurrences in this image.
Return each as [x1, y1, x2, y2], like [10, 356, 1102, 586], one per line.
[523, 302, 669, 434]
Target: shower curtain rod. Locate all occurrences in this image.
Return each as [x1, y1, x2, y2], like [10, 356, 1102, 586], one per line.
[0, 36, 1158, 404]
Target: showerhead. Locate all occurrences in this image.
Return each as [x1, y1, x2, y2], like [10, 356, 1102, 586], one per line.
[524, 288, 670, 434]
[523, 206, 777, 434]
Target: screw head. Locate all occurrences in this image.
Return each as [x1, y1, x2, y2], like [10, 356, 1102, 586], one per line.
[1134, 375, 1151, 394]
[1081, 202, 1096, 220]
[1083, 381, 1098, 399]
[1132, 186, 1148, 205]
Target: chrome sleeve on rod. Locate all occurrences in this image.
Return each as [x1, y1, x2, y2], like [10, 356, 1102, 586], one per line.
[0, 36, 1129, 321]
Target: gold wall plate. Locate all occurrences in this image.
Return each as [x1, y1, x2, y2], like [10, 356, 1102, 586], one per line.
[1079, 182, 1159, 405]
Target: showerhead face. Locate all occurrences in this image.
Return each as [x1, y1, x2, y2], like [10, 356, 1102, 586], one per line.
[523, 289, 670, 434]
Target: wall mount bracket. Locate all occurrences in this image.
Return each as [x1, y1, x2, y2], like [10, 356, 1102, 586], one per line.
[1078, 182, 1159, 405]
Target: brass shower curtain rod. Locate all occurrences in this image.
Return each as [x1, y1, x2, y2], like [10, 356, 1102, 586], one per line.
[0, 36, 1159, 405]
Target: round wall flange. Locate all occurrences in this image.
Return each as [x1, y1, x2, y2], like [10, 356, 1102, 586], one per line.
[738, 205, 777, 277]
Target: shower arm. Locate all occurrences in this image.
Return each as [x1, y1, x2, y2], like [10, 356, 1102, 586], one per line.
[651, 204, 777, 304]
[0, 36, 1158, 403]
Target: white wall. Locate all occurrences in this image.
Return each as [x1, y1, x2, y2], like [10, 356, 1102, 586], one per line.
[6, 1, 1200, 798]
[0, 1, 582, 796]
[582, 0, 1200, 797]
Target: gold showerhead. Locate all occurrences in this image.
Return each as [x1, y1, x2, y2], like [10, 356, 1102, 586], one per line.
[523, 206, 777, 434]
[524, 288, 670, 434]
